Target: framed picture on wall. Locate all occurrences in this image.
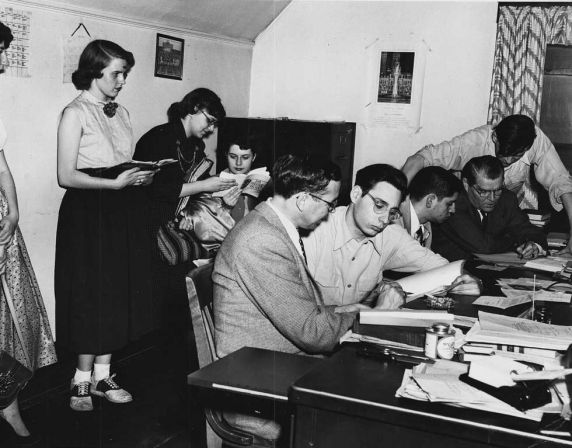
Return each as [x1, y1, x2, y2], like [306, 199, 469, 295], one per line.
[154, 33, 184, 80]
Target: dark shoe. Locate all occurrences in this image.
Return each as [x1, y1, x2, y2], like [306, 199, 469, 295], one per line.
[70, 380, 93, 412]
[13, 431, 42, 447]
[0, 417, 42, 447]
[90, 374, 133, 403]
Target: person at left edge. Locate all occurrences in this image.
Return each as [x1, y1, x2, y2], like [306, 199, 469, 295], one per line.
[56, 40, 155, 412]
[0, 20, 57, 445]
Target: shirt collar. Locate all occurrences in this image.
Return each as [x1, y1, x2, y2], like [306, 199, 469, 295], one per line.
[81, 90, 109, 106]
[333, 206, 381, 254]
[409, 201, 422, 237]
[266, 199, 301, 248]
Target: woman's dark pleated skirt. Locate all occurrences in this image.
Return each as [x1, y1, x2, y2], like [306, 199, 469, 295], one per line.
[55, 186, 154, 354]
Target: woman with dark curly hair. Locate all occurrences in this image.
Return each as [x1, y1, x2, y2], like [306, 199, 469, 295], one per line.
[55, 40, 155, 412]
[134, 88, 236, 336]
[0, 20, 57, 445]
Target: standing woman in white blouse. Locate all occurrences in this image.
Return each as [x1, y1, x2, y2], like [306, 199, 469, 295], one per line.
[0, 20, 57, 444]
[56, 40, 155, 412]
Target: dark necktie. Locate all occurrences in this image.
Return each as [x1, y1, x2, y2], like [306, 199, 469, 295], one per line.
[481, 212, 488, 229]
[415, 225, 426, 247]
[103, 102, 118, 118]
[298, 234, 308, 264]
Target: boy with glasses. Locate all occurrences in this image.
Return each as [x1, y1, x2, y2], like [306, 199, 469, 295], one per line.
[431, 156, 547, 261]
[303, 164, 480, 308]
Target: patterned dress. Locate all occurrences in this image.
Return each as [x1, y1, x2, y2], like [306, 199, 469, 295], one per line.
[0, 118, 56, 371]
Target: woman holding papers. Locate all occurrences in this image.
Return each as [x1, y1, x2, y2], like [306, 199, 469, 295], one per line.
[56, 40, 155, 411]
[133, 88, 234, 342]
[177, 137, 270, 248]
[0, 20, 56, 444]
[204, 136, 270, 223]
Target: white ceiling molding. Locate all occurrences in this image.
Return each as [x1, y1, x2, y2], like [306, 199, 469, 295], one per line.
[2, 0, 261, 47]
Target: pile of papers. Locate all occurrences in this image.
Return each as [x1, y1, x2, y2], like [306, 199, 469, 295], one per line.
[489, 278, 572, 306]
[396, 359, 545, 421]
[465, 312, 572, 351]
[396, 260, 465, 301]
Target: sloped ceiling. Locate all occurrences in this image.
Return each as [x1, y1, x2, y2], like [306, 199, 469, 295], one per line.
[26, 0, 292, 43]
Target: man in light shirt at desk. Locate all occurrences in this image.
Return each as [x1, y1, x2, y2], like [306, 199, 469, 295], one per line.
[431, 155, 548, 261]
[398, 166, 462, 249]
[302, 163, 481, 308]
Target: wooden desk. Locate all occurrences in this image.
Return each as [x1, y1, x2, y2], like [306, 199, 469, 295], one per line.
[290, 346, 572, 448]
[187, 346, 322, 440]
[291, 264, 572, 448]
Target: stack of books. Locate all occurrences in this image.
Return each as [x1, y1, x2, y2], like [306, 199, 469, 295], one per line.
[547, 232, 568, 250]
[524, 209, 551, 228]
[462, 311, 571, 366]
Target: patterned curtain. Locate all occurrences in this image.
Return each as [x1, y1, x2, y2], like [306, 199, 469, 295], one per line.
[487, 5, 571, 125]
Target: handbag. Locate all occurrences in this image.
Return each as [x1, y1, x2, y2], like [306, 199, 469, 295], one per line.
[157, 152, 214, 266]
[0, 351, 32, 410]
[178, 194, 236, 252]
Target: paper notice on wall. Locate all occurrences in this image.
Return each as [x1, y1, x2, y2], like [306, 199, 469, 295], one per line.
[63, 34, 92, 83]
[363, 36, 428, 132]
[0, 6, 31, 78]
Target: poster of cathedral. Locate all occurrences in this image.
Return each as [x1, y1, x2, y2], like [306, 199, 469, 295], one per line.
[377, 51, 415, 104]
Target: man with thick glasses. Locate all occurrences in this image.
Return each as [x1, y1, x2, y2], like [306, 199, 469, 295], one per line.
[431, 156, 547, 261]
[402, 114, 572, 254]
[303, 164, 481, 308]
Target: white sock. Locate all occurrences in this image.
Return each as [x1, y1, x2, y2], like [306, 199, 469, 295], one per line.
[73, 368, 91, 384]
[93, 363, 111, 382]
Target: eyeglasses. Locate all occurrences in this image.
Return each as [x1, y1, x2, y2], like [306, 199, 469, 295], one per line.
[199, 109, 218, 128]
[308, 193, 337, 213]
[365, 192, 402, 221]
[471, 184, 503, 199]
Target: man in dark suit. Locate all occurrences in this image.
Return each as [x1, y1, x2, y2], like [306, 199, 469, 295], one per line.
[432, 155, 547, 261]
[399, 166, 462, 249]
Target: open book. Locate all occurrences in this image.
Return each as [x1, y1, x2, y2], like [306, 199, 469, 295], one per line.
[397, 260, 465, 301]
[465, 311, 572, 351]
[213, 167, 271, 198]
[86, 158, 178, 179]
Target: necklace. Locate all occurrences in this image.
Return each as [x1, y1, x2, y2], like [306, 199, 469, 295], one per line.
[176, 140, 197, 174]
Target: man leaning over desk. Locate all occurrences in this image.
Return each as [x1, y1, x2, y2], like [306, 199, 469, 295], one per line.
[431, 155, 548, 262]
[302, 163, 481, 308]
[398, 166, 462, 249]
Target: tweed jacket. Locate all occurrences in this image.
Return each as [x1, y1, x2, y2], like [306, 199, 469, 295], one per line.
[398, 197, 433, 248]
[431, 189, 548, 261]
[213, 202, 356, 358]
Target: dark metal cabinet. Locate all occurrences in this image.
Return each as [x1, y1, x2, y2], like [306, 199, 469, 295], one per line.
[216, 118, 356, 205]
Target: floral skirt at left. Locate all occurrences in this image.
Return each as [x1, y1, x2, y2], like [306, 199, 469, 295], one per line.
[0, 193, 57, 371]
